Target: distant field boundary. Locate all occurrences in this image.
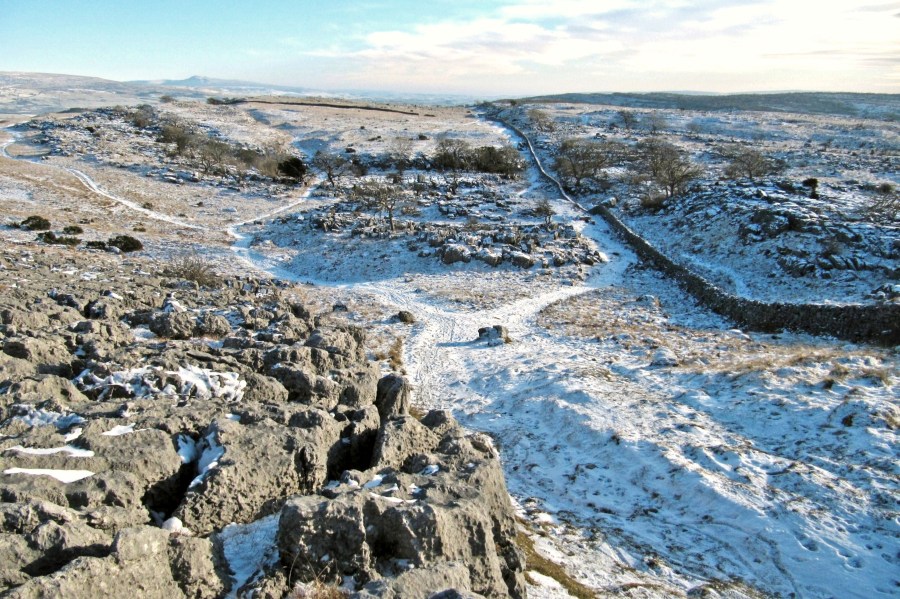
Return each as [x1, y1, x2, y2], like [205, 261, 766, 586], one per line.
[493, 113, 900, 346]
[245, 98, 422, 116]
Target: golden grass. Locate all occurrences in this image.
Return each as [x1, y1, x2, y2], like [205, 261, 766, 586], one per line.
[516, 529, 597, 599]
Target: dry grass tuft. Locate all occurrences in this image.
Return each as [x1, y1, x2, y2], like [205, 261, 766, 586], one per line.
[516, 529, 597, 599]
[288, 580, 348, 599]
[388, 337, 404, 372]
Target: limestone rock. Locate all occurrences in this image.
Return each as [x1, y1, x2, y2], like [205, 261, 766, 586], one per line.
[374, 374, 411, 421]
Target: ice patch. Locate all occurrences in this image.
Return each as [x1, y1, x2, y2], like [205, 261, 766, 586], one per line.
[363, 474, 385, 489]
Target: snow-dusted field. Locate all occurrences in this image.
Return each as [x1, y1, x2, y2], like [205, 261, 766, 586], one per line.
[1, 92, 897, 598]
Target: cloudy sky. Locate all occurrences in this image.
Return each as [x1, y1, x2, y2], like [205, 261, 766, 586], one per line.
[2, 0, 897, 96]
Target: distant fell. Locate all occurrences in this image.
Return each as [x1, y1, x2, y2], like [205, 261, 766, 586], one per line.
[515, 91, 900, 120]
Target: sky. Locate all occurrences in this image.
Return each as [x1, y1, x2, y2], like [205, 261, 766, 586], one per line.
[1, 0, 898, 96]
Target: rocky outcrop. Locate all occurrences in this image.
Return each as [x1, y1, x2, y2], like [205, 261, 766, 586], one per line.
[0, 249, 524, 597]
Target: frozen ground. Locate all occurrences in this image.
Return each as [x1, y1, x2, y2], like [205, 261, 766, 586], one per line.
[1, 92, 897, 598]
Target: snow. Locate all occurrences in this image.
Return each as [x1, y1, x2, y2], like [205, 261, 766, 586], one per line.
[218, 514, 280, 598]
[63, 428, 83, 442]
[13, 406, 84, 429]
[4, 445, 94, 457]
[3, 467, 94, 483]
[189, 428, 225, 488]
[174, 364, 246, 402]
[102, 424, 136, 436]
[176, 434, 198, 464]
[76, 364, 246, 402]
[162, 516, 192, 535]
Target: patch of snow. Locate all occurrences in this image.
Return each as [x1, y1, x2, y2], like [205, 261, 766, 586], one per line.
[176, 434, 198, 464]
[13, 406, 84, 429]
[219, 514, 280, 598]
[3, 467, 94, 483]
[63, 428, 83, 442]
[102, 424, 136, 436]
[4, 444, 94, 457]
[190, 429, 225, 488]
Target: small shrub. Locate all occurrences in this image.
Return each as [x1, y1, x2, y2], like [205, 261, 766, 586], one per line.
[21, 215, 51, 230]
[107, 235, 143, 252]
[85, 240, 107, 250]
[640, 192, 668, 212]
[159, 94, 176, 103]
[62, 225, 84, 235]
[278, 156, 307, 180]
[396, 311, 416, 324]
[37, 231, 80, 246]
[163, 253, 222, 287]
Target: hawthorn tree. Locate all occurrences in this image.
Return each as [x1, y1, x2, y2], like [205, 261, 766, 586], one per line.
[312, 151, 349, 187]
[553, 138, 609, 189]
[534, 198, 555, 226]
[722, 145, 782, 181]
[636, 138, 703, 198]
[352, 181, 404, 232]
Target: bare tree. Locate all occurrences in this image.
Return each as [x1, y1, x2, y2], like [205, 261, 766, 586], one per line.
[618, 110, 638, 131]
[636, 138, 703, 198]
[389, 136, 414, 173]
[645, 112, 668, 134]
[432, 137, 472, 171]
[553, 138, 610, 189]
[722, 145, 781, 181]
[527, 109, 555, 132]
[198, 140, 231, 174]
[352, 181, 404, 232]
[312, 151, 349, 187]
[534, 198, 555, 226]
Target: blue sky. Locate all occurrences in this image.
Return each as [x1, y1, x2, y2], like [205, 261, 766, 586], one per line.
[1, 0, 897, 95]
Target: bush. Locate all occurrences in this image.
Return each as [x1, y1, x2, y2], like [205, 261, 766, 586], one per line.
[62, 225, 84, 235]
[278, 156, 307, 180]
[37, 231, 80, 246]
[21, 215, 51, 230]
[129, 105, 157, 129]
[162, 253, 222, 287]
[107, 235, 143, 252]
[85, 240, 107, 250]
[722, 145, 782, 181]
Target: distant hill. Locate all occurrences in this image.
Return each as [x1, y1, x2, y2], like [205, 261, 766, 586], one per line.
[515, 91, 900, 120]
[128, 75, 313, 95]
[0, 71, 206, 116]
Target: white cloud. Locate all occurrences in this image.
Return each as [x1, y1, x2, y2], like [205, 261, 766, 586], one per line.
[289, 0, 899, 94]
